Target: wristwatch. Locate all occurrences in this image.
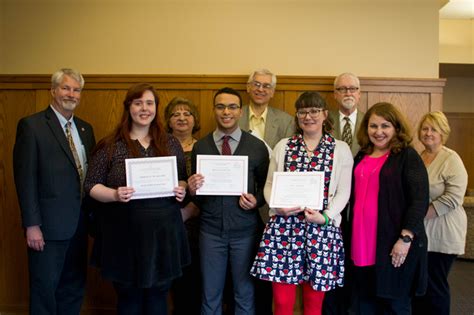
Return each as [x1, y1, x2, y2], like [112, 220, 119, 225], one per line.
[399, 234, 413, 243]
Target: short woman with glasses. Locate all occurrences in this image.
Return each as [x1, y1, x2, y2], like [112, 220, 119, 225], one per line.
[251, 91, 353, 315]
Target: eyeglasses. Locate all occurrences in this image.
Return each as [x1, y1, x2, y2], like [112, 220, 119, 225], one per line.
[171, 111, 192, 118]
[214, 104, 241, 111]
[249, 81, 274, 91]
[296, 108, 325, 118]
[335, 86, 359, 94]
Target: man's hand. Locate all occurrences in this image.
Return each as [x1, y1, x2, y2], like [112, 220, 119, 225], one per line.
[26, 225, 45, 251]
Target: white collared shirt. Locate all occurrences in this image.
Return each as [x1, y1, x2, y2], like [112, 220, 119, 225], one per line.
[50, 105, 87, 172]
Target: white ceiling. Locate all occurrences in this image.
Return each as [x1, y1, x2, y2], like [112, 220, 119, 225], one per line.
[440, 0, 474, 19]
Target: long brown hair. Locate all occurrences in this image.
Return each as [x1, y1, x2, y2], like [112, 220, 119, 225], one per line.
[357, 102, 412, 154]
[94, 83, 169, 159]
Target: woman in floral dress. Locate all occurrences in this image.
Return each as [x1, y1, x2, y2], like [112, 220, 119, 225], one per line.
[251, 91, 353, 315]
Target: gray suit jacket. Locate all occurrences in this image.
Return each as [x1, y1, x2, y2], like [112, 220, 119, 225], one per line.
[329, 109, 365, 157]
[239, 105, 295, 149]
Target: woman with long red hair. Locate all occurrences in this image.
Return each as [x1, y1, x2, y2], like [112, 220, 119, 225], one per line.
[84, 83, 190, 315]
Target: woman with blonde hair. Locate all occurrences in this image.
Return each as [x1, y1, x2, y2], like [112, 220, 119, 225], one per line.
[412, 111, 468, 315]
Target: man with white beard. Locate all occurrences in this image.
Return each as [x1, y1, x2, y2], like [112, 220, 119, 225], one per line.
[323, 73, 365, 315]
[13, 68, 95, 315]
[328, 72, 365, 157]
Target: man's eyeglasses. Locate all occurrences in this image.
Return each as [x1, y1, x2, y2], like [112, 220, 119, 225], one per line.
[335, 86, 359, 94]
[249, 81, 274, 91]
[214, 104, 241, 111]
[296, 108, 325, 118]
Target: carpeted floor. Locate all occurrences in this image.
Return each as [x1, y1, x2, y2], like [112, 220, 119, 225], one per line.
[1, 259, 472, 315]
[449, 259, 474, 315]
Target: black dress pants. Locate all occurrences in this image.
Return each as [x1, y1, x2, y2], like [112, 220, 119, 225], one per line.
[28, 214, 87, 315]
[114, 283, 171, 315]
[412, 252, 457, 315]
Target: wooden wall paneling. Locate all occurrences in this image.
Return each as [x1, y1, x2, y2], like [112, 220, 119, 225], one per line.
[0, 90, 38, 309]
[430, 93, 443, 112]
[35, 90, 51, 113]
[198, 90, 217, 139]
[77, 90, 127, 142]
[0, 75, 447, 313]
[445, 113, 474, 189]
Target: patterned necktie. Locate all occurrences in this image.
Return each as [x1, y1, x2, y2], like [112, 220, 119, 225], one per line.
[221, 135, 231, 155]
[342, 116, 353, 148]
[65, 122, 85, 189]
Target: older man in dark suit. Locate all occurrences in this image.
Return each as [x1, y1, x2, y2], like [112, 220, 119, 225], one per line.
[13, 68, 96, 315]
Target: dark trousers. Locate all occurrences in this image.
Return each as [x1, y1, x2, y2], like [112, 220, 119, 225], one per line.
[200, 231, 257, 315]
[172, 219, 201, 315]
[113, 283, 170, 315]
[350, 266, 411, 315]
[412, 252, 457, 315]
[224, 217, 273, 315]
[28, 214, 87, 315]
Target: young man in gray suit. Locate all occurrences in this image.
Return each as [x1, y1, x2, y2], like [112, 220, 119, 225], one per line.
[13, 68, 96, 315]
[328, 72, 365, 157]
[239, 69, 295, 149]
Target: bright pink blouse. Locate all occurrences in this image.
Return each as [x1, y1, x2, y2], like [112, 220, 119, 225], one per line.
[351, 153, 389, 266]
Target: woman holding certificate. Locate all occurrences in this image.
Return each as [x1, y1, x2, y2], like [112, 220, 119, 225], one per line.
[348, 103, 429, 314]
[251, 91, 353, 315]
[84, 83, 190, 315]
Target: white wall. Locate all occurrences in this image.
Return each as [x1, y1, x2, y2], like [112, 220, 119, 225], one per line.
[1, 0, 439, 77]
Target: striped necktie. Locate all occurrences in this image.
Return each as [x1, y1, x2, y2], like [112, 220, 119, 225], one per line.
[342, 116, 353, 148]
[65, 122, 85, 190]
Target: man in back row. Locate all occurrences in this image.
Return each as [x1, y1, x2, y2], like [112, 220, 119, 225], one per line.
[240, 68, 295, 149]
[329, 72, 365, 157]
[324, 72, 365, 315]
[239, 69, 295, 315]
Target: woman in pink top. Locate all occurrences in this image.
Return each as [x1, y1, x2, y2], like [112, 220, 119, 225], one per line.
[348, 103, 429, 315]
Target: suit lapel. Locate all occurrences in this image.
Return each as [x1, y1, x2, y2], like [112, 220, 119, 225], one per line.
[263, 107, 278, 146]
[331, 111, 341, 139]
[239, 105, 250, 131]
[44, 107, 77, 168]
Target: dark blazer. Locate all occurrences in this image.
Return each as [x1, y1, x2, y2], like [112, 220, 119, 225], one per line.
[13, 106, 96, 240]
[239, 105, 295, 149]
[329, 109, 365, 157]
[191, 130, 269, 237]
[349, 147, 429, 298]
